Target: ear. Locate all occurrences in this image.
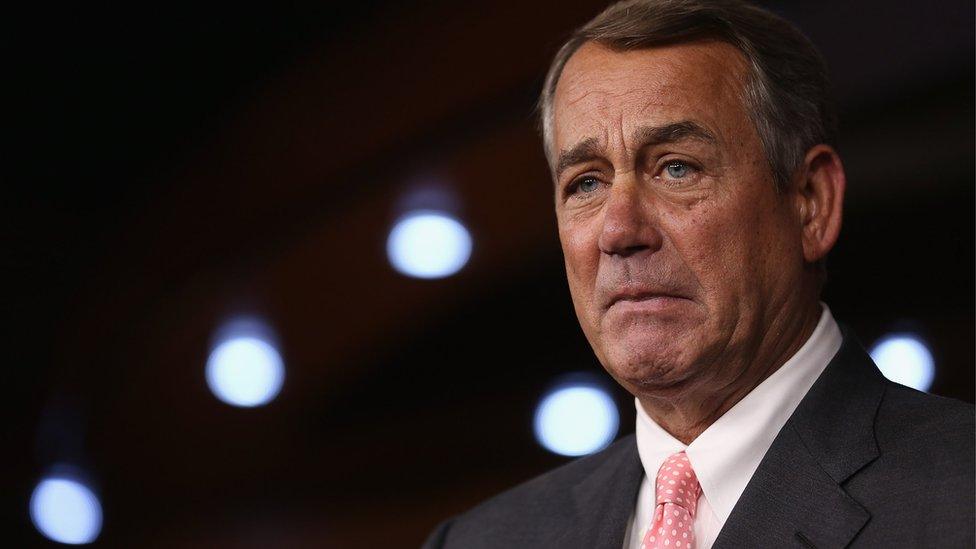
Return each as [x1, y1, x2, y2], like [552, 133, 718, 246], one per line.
[793, 144, 845, 263]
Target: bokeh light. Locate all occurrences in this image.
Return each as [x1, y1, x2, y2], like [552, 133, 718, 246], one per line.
[30, 477, 103, 545]
[534, 383, 619, 457]
[206, 327, 284, 407]
[869, 333, 935, 392]
[387, 210, 472, 279]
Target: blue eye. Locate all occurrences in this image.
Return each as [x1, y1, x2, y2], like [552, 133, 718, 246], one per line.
[577, 177, 600, 193]
[665, 161, 690, 178]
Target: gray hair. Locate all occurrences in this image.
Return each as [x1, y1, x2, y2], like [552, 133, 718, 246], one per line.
[539, 0, 837, 189]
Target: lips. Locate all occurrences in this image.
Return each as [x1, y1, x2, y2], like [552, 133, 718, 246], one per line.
[605, 289, 691, 310]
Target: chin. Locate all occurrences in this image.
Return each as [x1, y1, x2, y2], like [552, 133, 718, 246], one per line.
[600, 337, 698, 395]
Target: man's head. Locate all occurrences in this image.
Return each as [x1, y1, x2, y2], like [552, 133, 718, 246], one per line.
[544, 0, 846, 409]
[541, 0, 837, 191]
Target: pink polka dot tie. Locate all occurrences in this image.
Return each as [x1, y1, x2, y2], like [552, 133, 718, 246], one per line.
[641, 451, 702, 549]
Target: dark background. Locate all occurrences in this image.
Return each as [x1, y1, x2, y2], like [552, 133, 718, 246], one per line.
[8, 1, 974, 546]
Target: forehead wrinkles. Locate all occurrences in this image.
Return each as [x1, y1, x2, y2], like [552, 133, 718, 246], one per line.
[561, 79, 650, 125]
[559, 45, 752, 145]
[556, 80, 667, 158]
[555, 45, 657, 130]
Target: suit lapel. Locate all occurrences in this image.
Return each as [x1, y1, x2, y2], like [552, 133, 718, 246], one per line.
[714, 328, 886, 548]
[568, 435, 644, 549]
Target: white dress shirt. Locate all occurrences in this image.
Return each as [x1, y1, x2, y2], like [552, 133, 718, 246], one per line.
[623, 305, 842, 549]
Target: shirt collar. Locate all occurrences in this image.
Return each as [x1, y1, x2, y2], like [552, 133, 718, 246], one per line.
[634, 304, 842, 523]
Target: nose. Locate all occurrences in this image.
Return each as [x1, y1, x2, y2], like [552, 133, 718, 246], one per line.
[597, 178, 663, 257]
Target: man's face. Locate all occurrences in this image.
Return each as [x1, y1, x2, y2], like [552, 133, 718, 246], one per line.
[552, 41, 807, 399]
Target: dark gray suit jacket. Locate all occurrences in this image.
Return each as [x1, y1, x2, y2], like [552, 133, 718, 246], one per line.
[424, 331, 975, 548]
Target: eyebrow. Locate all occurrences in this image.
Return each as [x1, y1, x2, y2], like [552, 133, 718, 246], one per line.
[554, 121, 717, 180]
[554, 137, 602, 181]
[633, 121, 717, 148]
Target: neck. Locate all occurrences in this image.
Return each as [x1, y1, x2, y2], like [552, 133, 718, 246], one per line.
[638, 300, 822, 445]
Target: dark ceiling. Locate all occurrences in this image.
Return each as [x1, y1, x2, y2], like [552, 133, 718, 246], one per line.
[8, 1, 974, 546]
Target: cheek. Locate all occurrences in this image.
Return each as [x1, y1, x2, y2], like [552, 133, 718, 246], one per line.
[558, 219, 599, 279]
[558, 222, 602, 318]
[668, 197, 797, 306]
[665, 203, 752, 293]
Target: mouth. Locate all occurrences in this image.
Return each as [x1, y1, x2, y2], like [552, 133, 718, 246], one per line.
[606, 291, 692, 311]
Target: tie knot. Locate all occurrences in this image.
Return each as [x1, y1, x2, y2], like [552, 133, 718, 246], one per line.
[655, 451, 702, 516]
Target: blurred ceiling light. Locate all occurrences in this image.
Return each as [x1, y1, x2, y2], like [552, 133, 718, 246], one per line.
[387, 210, 472, 279]
[869, 333, 935, 392]
[534, 383, 619, 457]
[30, 477, 103, 545]
[206, 323, 284, 407]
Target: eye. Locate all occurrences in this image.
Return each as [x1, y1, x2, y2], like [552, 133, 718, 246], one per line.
[664, 160, 691, 179]
[561, 173, 606, 202]
[577, 176, 601, 193]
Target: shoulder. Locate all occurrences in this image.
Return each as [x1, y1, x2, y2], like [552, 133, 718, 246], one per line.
[860, 381, 973, 499]
[874, 381, 974, 457]
[423, 435, 637, 549]
[455, 434, 635, 526]
[848, 383, 974, 544]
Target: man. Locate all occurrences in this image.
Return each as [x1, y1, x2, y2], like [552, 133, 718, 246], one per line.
[424, 1, 974, 547]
